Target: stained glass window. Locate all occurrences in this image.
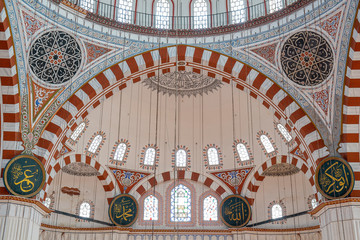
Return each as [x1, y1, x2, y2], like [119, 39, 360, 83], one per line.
[203, 195, 218, 221]
[269, 0, 283, 13]
[117, 0, 133, 23]
[44, 197, 51, 208]
[176, 149, 187, 167]
[194, 0, 208, 29]
[114, 143, 127, 161]
[272, 204, 282, 219]
[311, 198, 318, 209]
[88, 135, 102, 153]
[277, 124, 292, 142]
[79, 202, 91, 218]
[207, 147, 219, 165]
[236, 143, 250, 161]
[260, 135, 275, 153]
[230, 0, 246, 24]
[144, 147, 156, 165]
[70, 122, 85, 141]
[80, 0, 94, 12]
[144, 195, 159, 221]
[171, 184, 191, 222]
[155, 0, 170, 29]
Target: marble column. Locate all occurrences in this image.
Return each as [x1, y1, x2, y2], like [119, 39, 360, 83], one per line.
[0, 196, 50, 240]
[311, 197, 360, 240]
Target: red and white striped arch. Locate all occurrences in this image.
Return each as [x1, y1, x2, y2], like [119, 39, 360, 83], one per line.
[0, 1, 23, 195]
[242, 155, 315, 205]
[32, 45, 328, 196]
[130, 170, 231, 200]
[340, 7, 360, 197]
[45, 154, 118, 203]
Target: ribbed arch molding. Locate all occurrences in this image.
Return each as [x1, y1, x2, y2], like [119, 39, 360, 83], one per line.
[32, 46, 328, 191]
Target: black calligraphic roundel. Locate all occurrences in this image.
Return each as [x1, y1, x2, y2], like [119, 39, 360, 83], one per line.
[109, 194, 138, 227]
[4, 155, 46, 198]
[315, 157, 354, 199]
[220, 195, 251, 228]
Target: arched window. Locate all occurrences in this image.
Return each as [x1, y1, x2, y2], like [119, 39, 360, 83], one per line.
[70, 122, 86, 141]
[79, 202, 91, 218]
[44, 197, 51, 208]
[269, 0, 283, 13]
[171, 184, 191, 222]
[176, 149, 187, 167]
[114, 143, 127, 161]
[260, 135, 275, 153]
[230, 0, 246, 24]
[236, 143, 250, 161]
[311, 198, 318, 209]
[144, 147, 156, 165]
[193, 0, 208, 29]
[155, 0, 170, 29]
[203, 195, 218, 221]
[271, 204, 282, 219]
[144, 195, 159, 221]
[207, 147, 219, 165]
[80, 0, 94, 12]
[117, 0, 133, 23]
[88, 135, 103, 153]
[277, 124, 292, 142]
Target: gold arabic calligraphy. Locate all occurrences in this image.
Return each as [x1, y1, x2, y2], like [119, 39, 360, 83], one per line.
[113, 198, 134, 222]
[11, 163, 39, 193]
[224, 199, 246, 222]
[319, 162, 349, 194]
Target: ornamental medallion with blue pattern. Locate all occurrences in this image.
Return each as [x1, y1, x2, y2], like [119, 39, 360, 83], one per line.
[4, 155, 46, 198]
[315, 157, 354, 199]
[220, 195, 251, 228]
[109, 194, 138, 226]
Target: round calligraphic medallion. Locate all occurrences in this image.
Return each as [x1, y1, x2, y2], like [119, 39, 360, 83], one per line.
[280, 31, 334, 86]
[220, 195, 251, 228]
[315, 157, 354, 199]
[4, 155, 46, 198]
[109, 194, 138, 227]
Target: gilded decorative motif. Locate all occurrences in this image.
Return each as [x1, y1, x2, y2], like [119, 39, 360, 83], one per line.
[280, 31, 334, 86]
[315, 157, 354, 199]
[109, 194, 138, 227]
[4, 155, 46, 198]
[220, 195, 251, 228]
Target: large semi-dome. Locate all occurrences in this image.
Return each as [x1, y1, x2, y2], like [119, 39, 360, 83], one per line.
[0, 0, 359, 239]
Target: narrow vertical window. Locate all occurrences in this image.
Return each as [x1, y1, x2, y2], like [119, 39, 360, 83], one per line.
[155, 0, 170, 29]
[118, 0, 133, 23]
[71, 122, 86, 141]
[230, 0, 246, 24]
[260, 135, 275, 153]
[269, 0, 283, 13]
[271, 204, 282, 219]
[236, 143, 250, 161]
[80, 0, 94, 12]
[171, 184, 191, 222]
[277, 124, 292, 142]
[114, 143, 127, 161]
[207, 147, 219, 165]
[194, 0, 208, 29]
[79, 202, 91, 218]
[311, 198, 318, 209]
[44, 197, 51, 208]
[144, 147, 156, 165]
[144, 195, 159, 221]
[176, 149, 187, 167]
[203, 195, 218, 221]
[88, 135, 103, 153]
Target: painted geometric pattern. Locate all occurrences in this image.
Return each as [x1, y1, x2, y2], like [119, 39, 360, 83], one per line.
[318, 11, 342, 41]
[210, 168, 253, 194]
[84, 41, 112, 64]
[109, 167, 150, 193]
[22, 11, 45, 37]
[250, 43, 277, 65]
[310, 87, 330, 115]
[32, 79, 60, 117]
